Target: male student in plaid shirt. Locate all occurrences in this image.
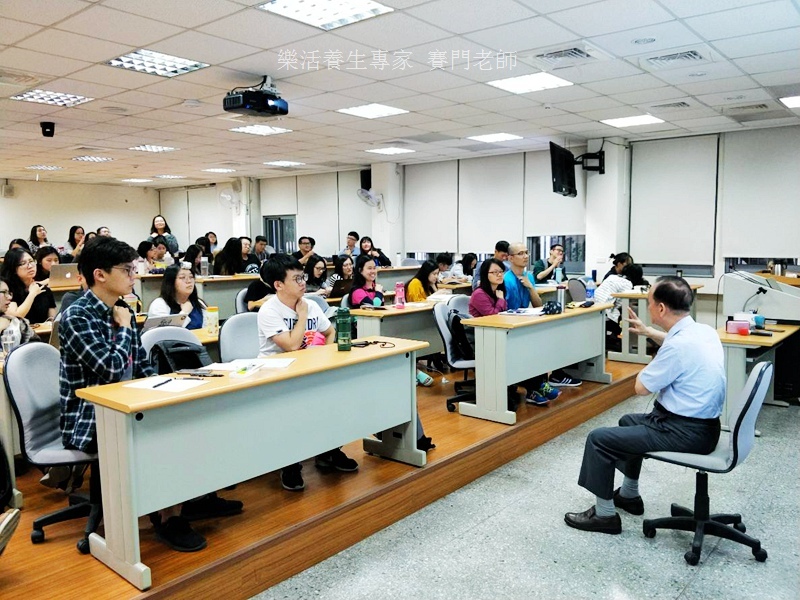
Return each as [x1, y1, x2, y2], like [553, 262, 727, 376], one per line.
[59, 236, 242, 552]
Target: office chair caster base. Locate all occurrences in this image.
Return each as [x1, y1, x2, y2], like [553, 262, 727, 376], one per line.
[31, 529, 45, 544]
[734, 521, 746, 533]
[643, 523, 656, 538]
[753, 547, 767, 562]
[446, 401, 457, 412]
[77, 538, 90, 554]
[684, 551, 700, 566]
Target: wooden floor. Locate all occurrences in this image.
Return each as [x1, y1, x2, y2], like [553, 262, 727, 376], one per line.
[1, 361, 642, 600]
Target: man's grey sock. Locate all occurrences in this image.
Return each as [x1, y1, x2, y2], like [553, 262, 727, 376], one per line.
[595, 496, 616, 517]
[620, 476, 640, 498]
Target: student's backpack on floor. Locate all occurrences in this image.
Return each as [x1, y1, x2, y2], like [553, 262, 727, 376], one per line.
[447, 309, 475, 361]
[149, 340, 212, 374]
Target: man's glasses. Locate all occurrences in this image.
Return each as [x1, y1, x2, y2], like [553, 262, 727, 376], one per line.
[0, 289, 11, 296]
[291, 274, 309, 284]
[112, 265, 137, 277]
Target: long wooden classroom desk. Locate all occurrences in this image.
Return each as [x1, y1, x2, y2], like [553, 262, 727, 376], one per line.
[717, 324, 799, 422]
[0, 325, 218, 509]
[609, 284, 703, 364]
[77, 336, 428, 590]
[350, 302, 444, 355]
[461, 303, 613, 425]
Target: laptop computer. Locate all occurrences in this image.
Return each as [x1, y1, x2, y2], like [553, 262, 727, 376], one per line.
[48, 263, 80, 287]
[141, 314, 188, 332]
[329, 279, 352, 298]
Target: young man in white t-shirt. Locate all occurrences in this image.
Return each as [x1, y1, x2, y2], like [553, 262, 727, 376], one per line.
[257, 254, 358, 491]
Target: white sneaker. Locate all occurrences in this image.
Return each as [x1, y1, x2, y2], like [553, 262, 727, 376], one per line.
[0, 509, 21, 557]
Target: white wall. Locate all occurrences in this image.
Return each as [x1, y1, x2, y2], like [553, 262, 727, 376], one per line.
[1, 179, 159, 251]
[523, 147, 587, 236]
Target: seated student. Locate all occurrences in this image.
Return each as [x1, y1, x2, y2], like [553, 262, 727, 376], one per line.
[473, 241, 510, 291]
[359, 236, 391, 267]
[182, 244, 205, 277]
[338, 231, 360, 258]
[435, 252, 455, 281]
[324, 255, 354, 291]
[152, 235, 175, 267]
[34, 246, 60, 281]
[213, 237, 245, 275]
[0, 276, 38, 346]
[349, 254, 385, 307]
[148, 264, 206, 330]
[253, 235, 272, 263]
[59, 237, 241, 552]
[0, 248, 56, 325]
[256, 254, 359, 491]
[84, 231, 98, 244]
[149, 214, 180, 256]
[64, 225, 85, 261]
[291, 236, 317, 266]
[304, 256, 329, 296]
[602, 252, 633, 282]
[533, 243, 564, 282]
[28, 224, 52, 255]
[451, 253, 477, 279]
[239, 236, 260, 274]
[594, 264, 646, 352]
[136, 240, 158, 274]
[96, 226, 111, 237]
[205, 231, 218, 254]
[244, 262, 275, 312]
[405, 261, 439, 302]
[7, 239, 28, 252]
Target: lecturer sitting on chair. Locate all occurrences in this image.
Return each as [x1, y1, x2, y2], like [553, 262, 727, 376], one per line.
[565, 277, 724, 535]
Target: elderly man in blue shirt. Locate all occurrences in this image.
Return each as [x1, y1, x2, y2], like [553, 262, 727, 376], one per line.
[565, 276, 725, 534]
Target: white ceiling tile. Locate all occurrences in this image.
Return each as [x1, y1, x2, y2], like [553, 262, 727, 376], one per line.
[55, 5, 185, 47]
[407, 0, 537, 34]
[734, 50, 800, 75]
[334, 13, 451, 50]
[514, 0, 601, 13]
[650, 60, 745, 85]
[390, 69, 473, 93]
[547, 0, 673, 37]
[68, 64, 163, 89]
[711, 27, 800, 59]
[0, 0, 89, 26]
[104, 90, 181, 109]
[419, 104, 483, 119]
[16, 29, 132, 63]
[751, 67, 800, 85]
[658, 0, 780, 19]
[103, 0, 244, 28]
[35, 78, 127, 99]
[675, 75, 760, 95]
[584, 73, 666, 94]
[669, 115, 740, 128]
[547, 60, 643, 84]
[525, 84, 600, 103]
[391, 94, 455, 111]
[453, 112, 519, 126]
[609, 86, 686, 104]
[432, 83, 509, 104]
[466, 94, 540, 112]
[589, 21, 703, 57]
[335, 82, 415, 103]
[138, 79, 227, 101]
[279, 68, 374, 93]
[557, 96, 624, 113]
[0, 47, 91, 77]
[464, 17, 578, 53]
[684, 1, 800, 40]
[0, 19, 43, 45]
[150, 32, 260, 66]
[695, 88, 774, 106]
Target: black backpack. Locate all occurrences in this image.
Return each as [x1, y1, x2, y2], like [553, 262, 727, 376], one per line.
[447, 309, 475, 361]
[149, 340, 212, 374]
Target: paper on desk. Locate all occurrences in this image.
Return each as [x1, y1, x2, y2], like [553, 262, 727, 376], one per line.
[501, 307, 544, 316]
[206, 358, 295, 371]
[124, 377, 208, 392]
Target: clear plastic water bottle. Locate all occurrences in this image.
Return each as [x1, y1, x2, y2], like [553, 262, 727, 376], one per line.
[200, 256, 209, 277]
[585, 277, 596, 301]
[394, 282, 405, 308]
[336, 307, 352, 351]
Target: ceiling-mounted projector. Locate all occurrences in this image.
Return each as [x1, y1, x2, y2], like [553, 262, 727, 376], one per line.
[223, 75, 288, 117]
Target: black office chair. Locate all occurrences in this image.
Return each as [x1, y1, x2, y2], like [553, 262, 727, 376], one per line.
[642, 361, 773, 565]
[432, 301, 475, 412]
[2, 343, 101, 554]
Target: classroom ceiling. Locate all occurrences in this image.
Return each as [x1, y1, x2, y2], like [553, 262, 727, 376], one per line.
[1, 0, 799, 188]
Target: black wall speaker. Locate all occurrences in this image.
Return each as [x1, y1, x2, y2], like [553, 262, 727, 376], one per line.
[360, 169, 371, 190]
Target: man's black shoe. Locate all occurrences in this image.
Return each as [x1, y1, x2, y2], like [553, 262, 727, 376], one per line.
[155, 516, 207, 552]
[281, 464, 305, 491]
[180, 492, 244, 521]
[564, 506, 622, 534]
[315, 448, 358, 472]
[613, 488, 644, 515]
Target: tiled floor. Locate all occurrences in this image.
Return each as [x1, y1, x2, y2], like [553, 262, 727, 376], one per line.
[253, 395, 800, 600]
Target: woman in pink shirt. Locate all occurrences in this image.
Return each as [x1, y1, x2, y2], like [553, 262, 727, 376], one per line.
[348, 254, 385, 307]
[468, 259, 507, 316]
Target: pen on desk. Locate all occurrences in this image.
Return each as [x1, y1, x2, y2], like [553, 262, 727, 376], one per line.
[152, 378, 172, 388]
[178, 377, 205, 381]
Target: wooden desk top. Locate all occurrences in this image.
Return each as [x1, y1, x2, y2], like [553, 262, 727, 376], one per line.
[717, 324, 799, 347]
[31, 314, 148, 337]
[49, 284, 81, 293]
[462, 302, 612, 330]
[350, 302, 435, 318]
[613, 284, 703, 299]
[759, 272, 800, 287]
[198, 274, 258, 284]
[77, 336, 429, 414]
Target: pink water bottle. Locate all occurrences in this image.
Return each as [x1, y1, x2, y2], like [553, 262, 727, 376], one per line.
[394, 282, 405, 308]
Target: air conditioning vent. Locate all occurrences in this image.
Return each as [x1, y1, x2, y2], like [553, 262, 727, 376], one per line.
[651, 101, 691, 109]
[639, 46, 718, 71]
[531, 43, 610, 69]
[724, 103, 770, 113]
[0, 69, 40, 97]
[70, 145, 113, 153]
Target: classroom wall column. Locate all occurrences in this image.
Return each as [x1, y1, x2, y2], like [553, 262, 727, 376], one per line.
[370, 162, 404, 263]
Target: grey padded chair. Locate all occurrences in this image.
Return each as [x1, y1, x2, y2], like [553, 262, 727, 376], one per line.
[140, 325, 199, 357]
[432, 302, 475, 413]
[446, 293, 470, 315]
[219, 312, 259, 361]
[304, 293, 330, 315]
[567, 278, 586, 302]
[400, 258, 421, 266]
[643, 361, 773, 565]
[339, 293, 351, 310]
[2, 343, 101, 554]
[235, 287, 249, 314]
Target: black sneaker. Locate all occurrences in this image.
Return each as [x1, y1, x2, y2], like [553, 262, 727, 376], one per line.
[180, 492, 243, 521]
[549, 374, 582, 387]
[281, 464, 305, 491]
[417, 435, 436, 452]
[315, 448, 359, 472]
[155, 516, 207, 552]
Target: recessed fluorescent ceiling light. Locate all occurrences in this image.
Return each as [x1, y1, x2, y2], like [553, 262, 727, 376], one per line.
[487, 72, 573, 94]
[128, 145, 177, 153]
[202, 168, 237, 173]
[257, 0, 393, 31]
[229, 125, 292, 136]
[467, 133, 523, 143]
[25, 165, 62, 171]
[155, 175, 185, 179]
[72, 156, 114, 162]
[337, 103, 408, 119]
[264, 161, 305, 167]
[10, 89, 93, 107]
[366, 147, 415, 155]
[601, 115, 665, 127]
[122, 178, 153, 183]
[779, 95, 800, 108]
[107, 49, 209, 78]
